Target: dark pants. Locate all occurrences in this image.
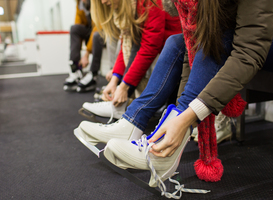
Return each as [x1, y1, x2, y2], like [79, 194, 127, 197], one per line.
[69, 24, 104, 73]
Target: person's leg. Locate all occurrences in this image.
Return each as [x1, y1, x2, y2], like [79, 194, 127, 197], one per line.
[75, 34, 186, 149]
[64, 24, 90, 91]
[70, 24, 90, 68]
[123, 34, 186, 131]
[176, 31, 234, 112]
[90, 31, 104, 76]
[77, 31, 104, 92]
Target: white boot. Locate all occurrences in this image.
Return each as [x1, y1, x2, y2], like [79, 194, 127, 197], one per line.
[63, 70, 83, 91]
[76, 71, 97, 92]
[215, 112, 232, 143]
[74, 118, 143, 151]
[191, 127, 198, 138]
[194, 112, 232, 144]
[104, 105, 193, 198]
[82, 100, 128, 122]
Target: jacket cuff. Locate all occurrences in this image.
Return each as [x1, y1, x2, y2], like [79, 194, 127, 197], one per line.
[122, 80, 134, 88]
[112, 73, 122, 80]
[189, 98, 212, 121]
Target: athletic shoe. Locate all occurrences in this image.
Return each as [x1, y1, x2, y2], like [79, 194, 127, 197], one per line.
[76, 72, 97, 92]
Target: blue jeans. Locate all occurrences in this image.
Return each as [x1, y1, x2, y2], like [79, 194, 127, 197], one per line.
[123, 33, 272, 131]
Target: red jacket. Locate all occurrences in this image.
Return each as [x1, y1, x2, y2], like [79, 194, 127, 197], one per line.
[112, 0, 182, 87]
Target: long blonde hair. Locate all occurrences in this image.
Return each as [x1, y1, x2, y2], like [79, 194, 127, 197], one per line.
[91, 0, 152, 43]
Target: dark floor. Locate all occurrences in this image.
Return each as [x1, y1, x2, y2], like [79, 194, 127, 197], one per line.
[0, 74, 272, 200]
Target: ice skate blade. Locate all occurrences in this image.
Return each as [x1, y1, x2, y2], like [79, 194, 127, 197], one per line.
[74, 128, 100, 157]
[76, 85, 96, 93]
[100, 153, 161, 197]
[63, 85, 77, 91]
[78, 108, 103, 122]
[78, 108, 96, 120]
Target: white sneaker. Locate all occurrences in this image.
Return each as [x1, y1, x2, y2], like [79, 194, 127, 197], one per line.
[75, 118, 143, 147]
[104, 105, 192, 198]
[82, 100, 128, 122]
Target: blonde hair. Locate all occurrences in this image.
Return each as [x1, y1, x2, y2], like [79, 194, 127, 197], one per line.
[91, 0, 152, 43]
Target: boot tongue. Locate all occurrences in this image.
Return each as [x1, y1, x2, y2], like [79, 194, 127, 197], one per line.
[131, 104, 182, 146]
[147, 104, 181, 141]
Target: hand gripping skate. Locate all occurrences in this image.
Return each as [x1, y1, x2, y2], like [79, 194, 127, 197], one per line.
[103, 105, 210, 199]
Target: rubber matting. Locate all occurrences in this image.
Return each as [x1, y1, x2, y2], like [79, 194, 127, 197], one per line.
[0, 74, 272, 199]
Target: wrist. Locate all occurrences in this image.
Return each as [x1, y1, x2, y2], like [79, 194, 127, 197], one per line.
[84, 51, 90, 57]
[110, 76, 120, 85]
[119, 82, 130, 91]
[189, 98, 212, 121]
[177, 107, 199, 128]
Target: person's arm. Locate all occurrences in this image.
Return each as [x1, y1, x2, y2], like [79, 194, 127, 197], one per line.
[80, 26, 99, 68]
[149, 0, 273, 157]
[149, 107, 198, 157]
[75, 4, 87, 25]
[119, 1, 166, 87]
[193, 0, 273, 117]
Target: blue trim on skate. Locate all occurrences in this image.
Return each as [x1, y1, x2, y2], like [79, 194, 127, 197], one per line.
[131, 104, 181, 146]
[146, 104, 181, 140]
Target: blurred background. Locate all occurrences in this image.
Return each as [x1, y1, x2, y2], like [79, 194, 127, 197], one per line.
[0, 0, 111, 78]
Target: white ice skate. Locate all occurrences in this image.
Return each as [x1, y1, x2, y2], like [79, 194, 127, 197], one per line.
[78, 100, 128, 123]
[76, 71, 97, 93]
[63, 70, 83, 91]
[74, 118, 143, 156]
[103, 104, 210, 198]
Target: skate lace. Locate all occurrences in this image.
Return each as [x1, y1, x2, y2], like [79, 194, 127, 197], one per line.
[108, 106, 114, 124]
[133, 135, 210, 199]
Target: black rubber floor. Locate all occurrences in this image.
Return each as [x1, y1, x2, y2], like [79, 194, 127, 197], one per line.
[0, 74, 272, 199]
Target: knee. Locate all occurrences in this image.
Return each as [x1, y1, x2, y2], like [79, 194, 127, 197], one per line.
[70, 24, 80, 34]
[165, 34, 185, 51]
[93, 32, 100, 40]
[166, 34, 183, 45]
[93, 32, 105, 47]
[93, 32, 103, 43]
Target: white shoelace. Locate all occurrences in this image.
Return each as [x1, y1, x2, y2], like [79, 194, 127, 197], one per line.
[133, 135, 210, 199]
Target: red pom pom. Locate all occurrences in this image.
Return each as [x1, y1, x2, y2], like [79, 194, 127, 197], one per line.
[222, 93, 247, 118]
[194, 158, 224, 182]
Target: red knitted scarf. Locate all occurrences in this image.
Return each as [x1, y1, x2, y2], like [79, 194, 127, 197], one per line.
[174, 0, 246, 182]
